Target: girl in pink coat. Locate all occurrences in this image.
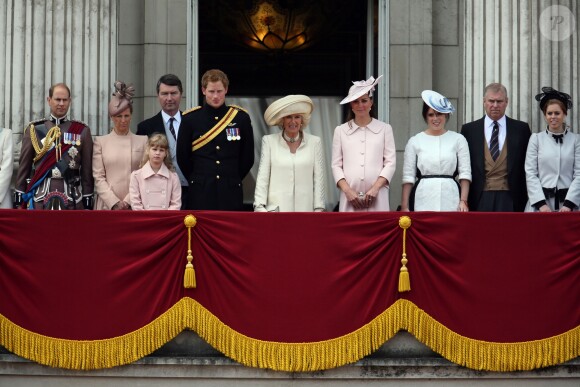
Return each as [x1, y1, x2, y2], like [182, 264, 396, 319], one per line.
[130, 133, 181, 210]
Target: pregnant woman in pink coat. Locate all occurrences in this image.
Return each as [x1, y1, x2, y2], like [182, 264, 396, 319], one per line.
[331, 76, 396, 211]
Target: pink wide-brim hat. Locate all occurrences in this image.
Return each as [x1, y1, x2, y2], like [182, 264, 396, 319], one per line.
[340, 75, 383, 104]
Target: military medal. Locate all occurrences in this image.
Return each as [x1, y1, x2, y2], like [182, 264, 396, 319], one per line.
[226, 128, 233, 141]
[235, 128, 241, 140]
[75, 134, 81, 146]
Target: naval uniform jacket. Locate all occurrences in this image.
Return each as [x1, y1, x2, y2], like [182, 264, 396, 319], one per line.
[176, 103, 254, 210]
[461, 116, 531, 211]
[15, 117, 94, 209]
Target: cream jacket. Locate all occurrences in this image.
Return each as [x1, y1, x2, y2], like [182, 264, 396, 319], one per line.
[0, 128, 13, 208]
[331, 119, 396, 211]
[93, 131, 147, 210]
[254, 132, 326, 212]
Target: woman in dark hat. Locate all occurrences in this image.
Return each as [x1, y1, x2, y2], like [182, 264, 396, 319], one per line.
[92, 81, 147, 210]
[400, 90, 471, 212]
[331, 76, 396, 211]
[254, 95, 326, 212]
[524, 87, 580, 212]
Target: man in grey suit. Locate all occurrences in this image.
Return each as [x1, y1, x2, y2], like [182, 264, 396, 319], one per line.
[137, 74, 188, 202]
[461, 83, 531, 211]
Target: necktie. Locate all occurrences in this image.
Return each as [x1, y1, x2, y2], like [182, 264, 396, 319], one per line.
[490, 121, 500, 161]
[552, 134, 563, 144]
[168, 117, 176, 140]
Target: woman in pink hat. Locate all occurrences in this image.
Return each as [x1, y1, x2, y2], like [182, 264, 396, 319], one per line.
[92, 81, 147, 210]
[400, 90, 471, 212]
[254, 95, 326, 212]
[331, 76, 396, 211]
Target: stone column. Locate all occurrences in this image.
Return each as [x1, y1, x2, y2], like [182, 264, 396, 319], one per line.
[386, 0, 461, 209]
[463, 0, 579, 132]
[0, 0, 117, 147]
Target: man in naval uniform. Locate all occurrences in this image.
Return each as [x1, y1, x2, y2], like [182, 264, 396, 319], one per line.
[176, 69, 254, 210]
[14, 83, 94, 210]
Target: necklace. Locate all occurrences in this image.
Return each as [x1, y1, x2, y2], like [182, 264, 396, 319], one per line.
[283, 131, 300, 143]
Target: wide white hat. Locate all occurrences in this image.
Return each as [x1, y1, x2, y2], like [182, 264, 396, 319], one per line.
[340, 75, 383, 104]
[264, 95, 314, 127]
[421, 90, 455, 114]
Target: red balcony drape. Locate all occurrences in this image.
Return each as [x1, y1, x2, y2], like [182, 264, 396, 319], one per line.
[0, 210, 578, 371]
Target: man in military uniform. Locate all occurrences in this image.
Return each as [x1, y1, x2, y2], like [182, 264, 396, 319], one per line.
[176, 69, 254, 210]
[14, 83, 94, 209]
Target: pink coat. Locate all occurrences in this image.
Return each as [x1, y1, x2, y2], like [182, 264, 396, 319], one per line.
[92, 132, 147, 210]
[331, 119, 396, 211]
[129, 162, 181, 210]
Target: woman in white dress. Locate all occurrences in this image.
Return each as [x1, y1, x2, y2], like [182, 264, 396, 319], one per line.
[331, 76, 396, 211]
[0, 127, 13, 208]
[401, 90, 471, 212]
[524, 87, 579, 212]
[253, 95, 326, 212]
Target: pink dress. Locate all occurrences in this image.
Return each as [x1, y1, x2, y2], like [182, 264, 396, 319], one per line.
[129, 162, 181, 210]
[331, 119, 396, 211]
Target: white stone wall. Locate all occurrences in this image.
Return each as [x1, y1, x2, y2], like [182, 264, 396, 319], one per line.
[463, 0, 579, 133]
[117, 0, 188, 132]
[0, 0, 117, 144]
[388, 0, 461, 208]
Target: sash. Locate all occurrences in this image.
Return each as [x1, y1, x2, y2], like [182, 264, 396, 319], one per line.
[25, 122, 86, 194]
[192, 107, 238, 151]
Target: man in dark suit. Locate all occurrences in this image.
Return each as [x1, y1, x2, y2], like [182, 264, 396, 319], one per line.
[461, 83, 531, 211]
[137, 74, 188, 202]
[176, 69, 254, 211]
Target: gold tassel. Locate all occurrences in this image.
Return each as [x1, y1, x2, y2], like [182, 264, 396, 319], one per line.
[398, 216, 412, 292]
[183, 214, 197, 288]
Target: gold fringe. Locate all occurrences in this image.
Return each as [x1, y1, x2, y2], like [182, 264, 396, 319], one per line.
[0, 299, 578, 372]
[398, 216, 412, 292]
[183, 215, 197, 288]
[397, 299, 580, 372]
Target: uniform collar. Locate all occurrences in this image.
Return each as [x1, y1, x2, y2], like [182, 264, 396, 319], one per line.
[203, 102, 228, 116]
[50, 114, 68, 124]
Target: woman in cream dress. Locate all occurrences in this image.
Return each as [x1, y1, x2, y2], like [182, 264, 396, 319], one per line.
[0, 127, 13, 208]
[93, 81, 147, 210]
[254, 95, 326, 212]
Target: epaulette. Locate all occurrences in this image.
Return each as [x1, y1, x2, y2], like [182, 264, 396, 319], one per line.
[27, 118, 46, 126]
[23, 118, 47, 134]
[228, 104, 248, 113]
[182, 106, 202, 116]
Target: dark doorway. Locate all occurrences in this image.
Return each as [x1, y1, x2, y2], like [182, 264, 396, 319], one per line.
[198, 0, 368, 97]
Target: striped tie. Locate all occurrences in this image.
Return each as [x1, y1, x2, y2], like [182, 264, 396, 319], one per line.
[490, 121, 500, 161]
[168, 117, 177, 140]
